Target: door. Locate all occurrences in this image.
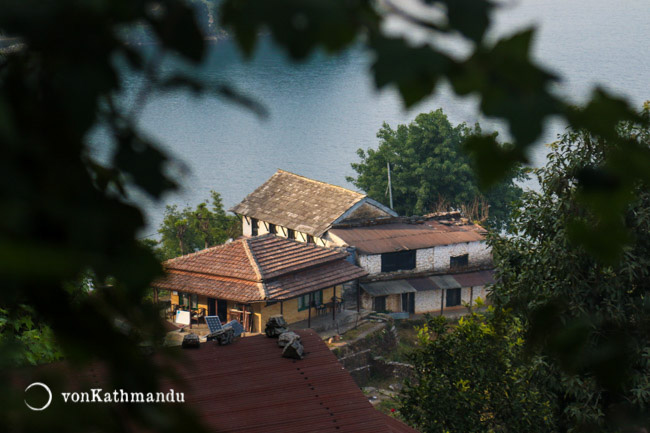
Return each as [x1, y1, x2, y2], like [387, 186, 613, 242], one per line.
[401, 292, 415, 314]
[374, 296, 387, 312]
[207, 298, 216, 316]
[217, 299, 228, 322]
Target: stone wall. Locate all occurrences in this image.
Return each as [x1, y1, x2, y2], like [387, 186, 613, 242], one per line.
[359, 254, 382, 275]
[333, 320, 411, 386]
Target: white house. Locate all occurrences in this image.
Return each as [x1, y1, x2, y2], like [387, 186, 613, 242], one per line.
[328, 213, 494, 315]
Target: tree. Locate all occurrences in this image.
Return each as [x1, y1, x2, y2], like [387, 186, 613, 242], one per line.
[347, 109, 525, 230]
[399, 310, 557, 433]
[157, 190, 241, 259]
[489, 105, 650, 432]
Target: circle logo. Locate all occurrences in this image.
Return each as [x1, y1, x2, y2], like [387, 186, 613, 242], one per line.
[24, 382, 52, 411]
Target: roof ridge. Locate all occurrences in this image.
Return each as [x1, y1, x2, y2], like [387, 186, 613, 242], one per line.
[162, 238, 241, 266]
[242, 237, 267, 299]
[276, 169, 365, 198]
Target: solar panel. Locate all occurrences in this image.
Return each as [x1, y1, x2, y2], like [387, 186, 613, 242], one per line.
[205, 316, 223, 334]
[225, 320, 244, 338]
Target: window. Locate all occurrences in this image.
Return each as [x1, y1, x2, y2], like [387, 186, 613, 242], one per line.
[269, 223, 277, 234]
[190, 294, 198, 309]
[287, 228, 295, 240]
[374, 296, 387, 312]
[446, 288, 461, 307]
[450, 254, 469, 269]
[179, 292, 189, 308]
[251, 218, 259, 236]
[381, 250, 416, 273]
[298, 290, 322, 311]
[306, 234, 314, 244]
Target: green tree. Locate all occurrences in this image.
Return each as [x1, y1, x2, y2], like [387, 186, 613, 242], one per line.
[348, 109, 525, 230]
[489, 105, 650, 432]
[399, 310, 557, 433]
[157, 190, 241, 259]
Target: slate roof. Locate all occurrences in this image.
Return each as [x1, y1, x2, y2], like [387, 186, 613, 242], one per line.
[152, 235, 368, 302]
[230, 170, 368, 237]
[330, 220, 486, 255]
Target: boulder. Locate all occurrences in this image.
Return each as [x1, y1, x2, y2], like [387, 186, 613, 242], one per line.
[278, 331, 301, 348]
[181, 333, 200, 349]
[281, 335, 304, 360]
[265, 315, 288, 338]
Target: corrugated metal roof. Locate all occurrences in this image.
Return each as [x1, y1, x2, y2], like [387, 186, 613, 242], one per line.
[38, 330, 419, 433]
[405, 277, 437, 292]
[452, 270, 495, 287]
[329, 222, 485, 255]
[360, 280, 416, 296]
[429, 275, 461, 290]
[230, 170, 368, 237]
[160, 330, 401, 432]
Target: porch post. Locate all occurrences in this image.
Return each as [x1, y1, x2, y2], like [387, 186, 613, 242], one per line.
[308, 292, 313, 328]
[280, 301, 284, 315]
[332, 288, 336, 321]
[153, 288, 158, 304]
[356, 283, 360, 313]
[440, 289, 445, 316]
[242, 304, 247, 331]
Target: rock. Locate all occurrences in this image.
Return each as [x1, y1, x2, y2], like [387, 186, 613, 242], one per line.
[181, 333, 200, 349]
[278, 331, 301, 348]
[265, 315, 288, 338]
[282, 336, 304, 360]
[216, 328, 234, 346]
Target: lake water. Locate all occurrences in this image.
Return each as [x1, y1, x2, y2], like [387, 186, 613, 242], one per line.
[116, 0, 649, 236]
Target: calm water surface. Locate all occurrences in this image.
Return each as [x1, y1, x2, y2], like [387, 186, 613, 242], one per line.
[114, 0, 649, 235]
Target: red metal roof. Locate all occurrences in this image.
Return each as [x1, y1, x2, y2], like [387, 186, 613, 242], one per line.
[158, 330, 419, 433]
[330, 222, 485, 255]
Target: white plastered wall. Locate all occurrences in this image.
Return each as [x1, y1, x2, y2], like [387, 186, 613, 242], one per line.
[433, 241, 491, 271]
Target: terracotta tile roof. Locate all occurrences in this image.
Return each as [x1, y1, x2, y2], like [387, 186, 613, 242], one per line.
[164, 240, 258, 281]
[230, 170, 367, 237]
[153, 235, 368, 302]
[151, 271, 262, 303]
[267, 260, 368, 300]
[330, 221, 486, 255]
[248, 234, 347, 279]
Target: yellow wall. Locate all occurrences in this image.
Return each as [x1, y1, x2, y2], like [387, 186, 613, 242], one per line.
[260, 286, 339, 325]
[170, 286, 341, 331]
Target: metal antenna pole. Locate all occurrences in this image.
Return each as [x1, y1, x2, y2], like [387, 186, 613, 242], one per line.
[387, 161, 394, 210]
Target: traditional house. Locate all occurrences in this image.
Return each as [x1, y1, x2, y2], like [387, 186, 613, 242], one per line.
[230, 169, 397, 247]
[152, 234, 367, 332]
[328, 212, 495, 315]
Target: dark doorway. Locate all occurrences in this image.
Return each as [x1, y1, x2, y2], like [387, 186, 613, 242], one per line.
[207, 298, 216, 316]
[217, 299, 228, 322]
[401, 292, 415, 313]
[446, 288, 461, 307]
[374, 296, 387, 312]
